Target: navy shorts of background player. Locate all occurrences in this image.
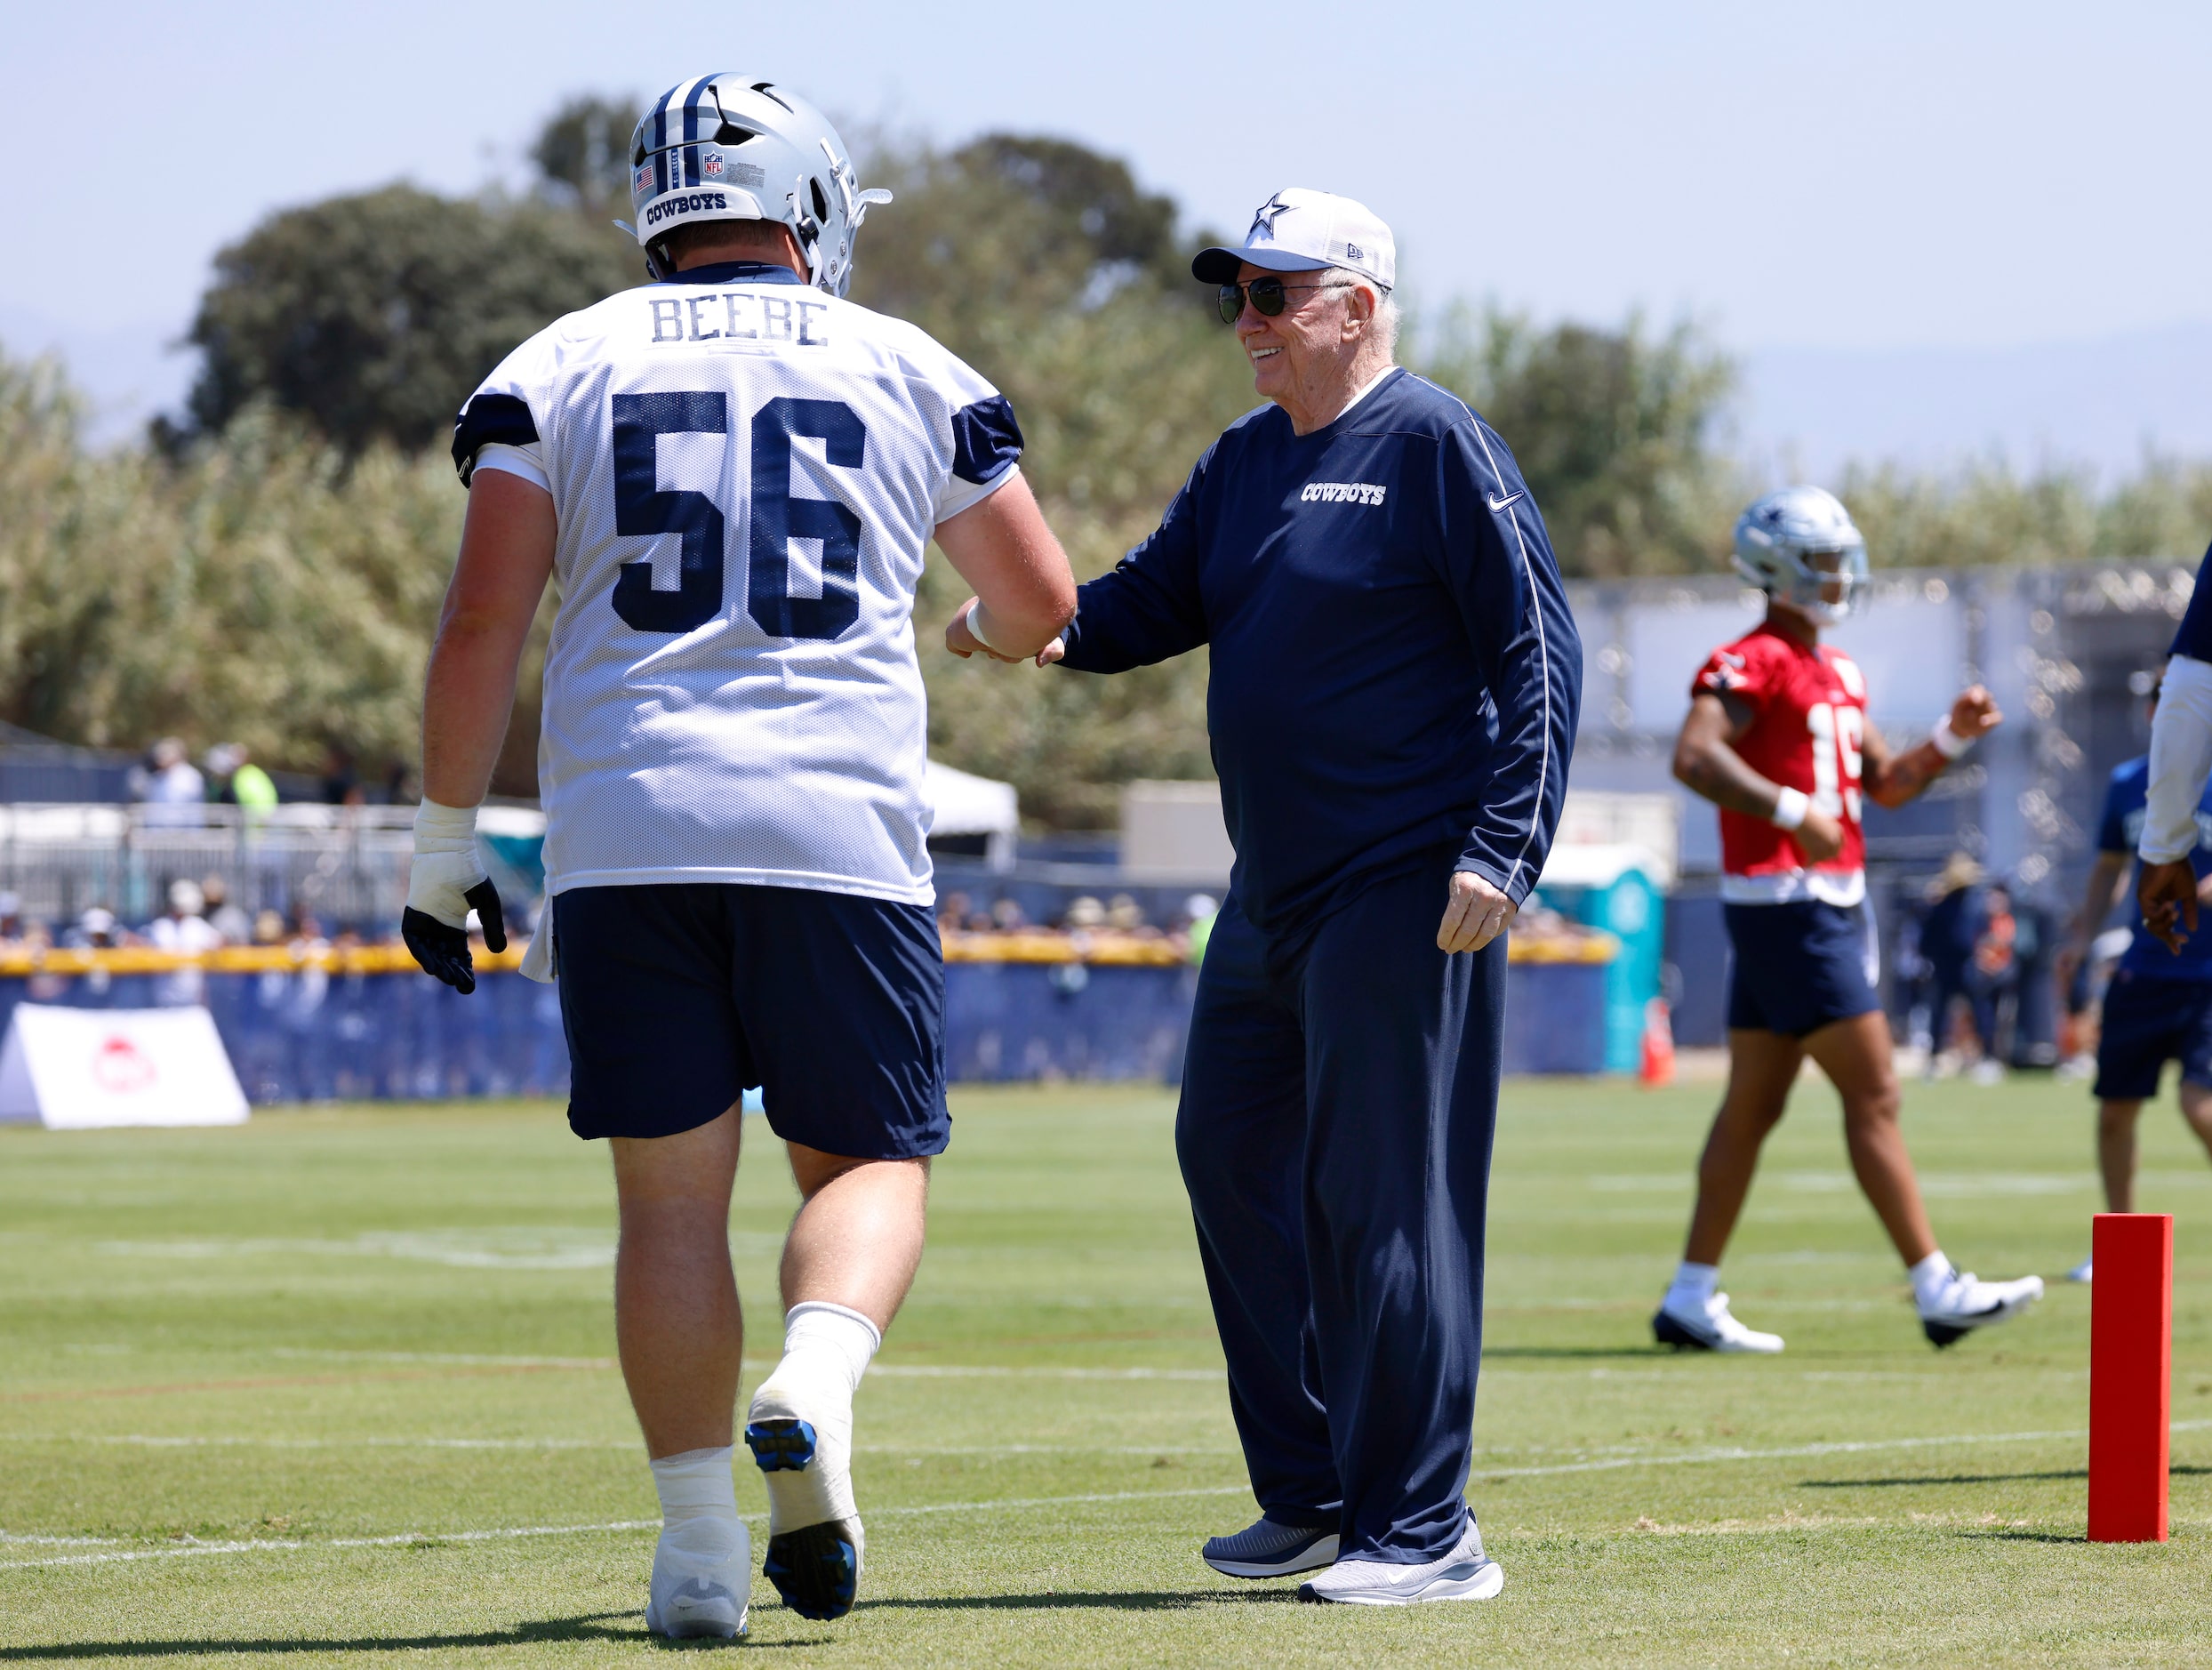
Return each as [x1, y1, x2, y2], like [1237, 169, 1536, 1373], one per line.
[2089, 749, 2212, 1102]
[1723, 899, 1881, 1038]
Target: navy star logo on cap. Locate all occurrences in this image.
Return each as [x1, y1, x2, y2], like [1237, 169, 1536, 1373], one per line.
[1248, 192, 1292, 239]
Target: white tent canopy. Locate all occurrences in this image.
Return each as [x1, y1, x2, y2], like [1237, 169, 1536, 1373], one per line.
[926, 761, 1019, 869]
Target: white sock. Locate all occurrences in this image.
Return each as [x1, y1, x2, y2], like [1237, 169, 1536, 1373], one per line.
[1909, 1251, 1957, 1307]
[649, 1445, 743, 1566]
[749, 1303, 882, 1538]
[1666, 1261, 1719, 1308]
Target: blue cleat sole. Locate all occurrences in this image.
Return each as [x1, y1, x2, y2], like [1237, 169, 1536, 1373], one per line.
[745, 1417, 818, 1472]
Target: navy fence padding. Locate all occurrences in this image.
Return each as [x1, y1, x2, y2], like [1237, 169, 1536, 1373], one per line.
[1502, 962, 1609, 1075]
[943, 962, 1198, 1084]
[0, 954, 1611, 1105]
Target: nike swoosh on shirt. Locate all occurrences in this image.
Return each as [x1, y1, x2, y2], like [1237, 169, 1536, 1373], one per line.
[1487, 491, 1523, 512]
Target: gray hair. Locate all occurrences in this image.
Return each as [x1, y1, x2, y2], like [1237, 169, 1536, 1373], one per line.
[1325, 267, 1399, 356]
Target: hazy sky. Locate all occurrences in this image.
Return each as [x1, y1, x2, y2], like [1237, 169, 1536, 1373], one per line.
[4, 1, 2206, 460]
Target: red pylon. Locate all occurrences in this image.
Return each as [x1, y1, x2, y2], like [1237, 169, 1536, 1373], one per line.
[1639, 997, 1675, 1087]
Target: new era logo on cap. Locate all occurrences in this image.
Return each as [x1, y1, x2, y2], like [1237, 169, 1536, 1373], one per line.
[1193, 188, 1397, 291]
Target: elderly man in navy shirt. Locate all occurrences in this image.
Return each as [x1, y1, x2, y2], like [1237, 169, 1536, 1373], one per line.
[950, 188, 1581, 1604]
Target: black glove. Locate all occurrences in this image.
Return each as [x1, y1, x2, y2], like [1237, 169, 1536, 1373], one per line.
[402, 879, 507, 995]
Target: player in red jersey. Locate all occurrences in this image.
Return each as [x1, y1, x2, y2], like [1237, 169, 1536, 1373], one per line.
[1652, 487, 2045, 1352]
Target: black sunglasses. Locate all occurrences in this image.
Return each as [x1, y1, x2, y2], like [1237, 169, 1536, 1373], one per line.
[1217, 277, 1354, 325]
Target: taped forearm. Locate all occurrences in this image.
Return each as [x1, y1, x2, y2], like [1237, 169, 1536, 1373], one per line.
[2140, 655, 2212, 863]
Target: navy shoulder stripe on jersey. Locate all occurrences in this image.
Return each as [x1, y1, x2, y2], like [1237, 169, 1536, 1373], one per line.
[2170, 540, 2212, 662]
[452, 393, 540, 486]
[950, 396, 1023, 486]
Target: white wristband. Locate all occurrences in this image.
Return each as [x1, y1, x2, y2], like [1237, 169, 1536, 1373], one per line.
[1929, 717, 1971, 760]
[1769, 787, 1810, 831]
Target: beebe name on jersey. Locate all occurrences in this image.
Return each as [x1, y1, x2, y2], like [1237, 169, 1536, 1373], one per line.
[650, 292, 832, 346]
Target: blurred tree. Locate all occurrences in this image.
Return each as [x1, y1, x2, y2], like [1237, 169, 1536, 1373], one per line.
[532, 93, 642, 213]
[174, 185, 636, 456]
[1419, 309, 1742, 578]
[847, 132, 1248, 825]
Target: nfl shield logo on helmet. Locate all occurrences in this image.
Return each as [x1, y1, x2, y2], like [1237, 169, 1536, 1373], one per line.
[702, 152, 724, 178]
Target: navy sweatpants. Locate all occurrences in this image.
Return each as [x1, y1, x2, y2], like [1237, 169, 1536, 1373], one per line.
[1176, 862, 1503, 1562]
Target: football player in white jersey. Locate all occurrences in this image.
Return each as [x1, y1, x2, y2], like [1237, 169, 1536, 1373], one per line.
[403, 75, 1077, 1638]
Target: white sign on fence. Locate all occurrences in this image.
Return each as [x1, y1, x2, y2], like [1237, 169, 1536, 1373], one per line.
[0, 1004, 250, 1129]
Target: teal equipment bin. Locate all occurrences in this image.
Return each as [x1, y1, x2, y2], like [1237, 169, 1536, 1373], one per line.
[1527, 845, 1666, 1074]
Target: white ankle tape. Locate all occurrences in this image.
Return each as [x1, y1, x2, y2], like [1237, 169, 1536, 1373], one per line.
[784, 1302, 882, 1395]
[650, 1446, 738, 1521]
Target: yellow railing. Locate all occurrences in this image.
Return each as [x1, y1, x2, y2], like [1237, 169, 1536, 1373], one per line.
[0, 927, 1615, 976]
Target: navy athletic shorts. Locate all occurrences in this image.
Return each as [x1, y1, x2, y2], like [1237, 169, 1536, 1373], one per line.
[2093, 970, 2212, 1101]
[552, 882, 950, 1157]
[1723, 899, 1881, 1038]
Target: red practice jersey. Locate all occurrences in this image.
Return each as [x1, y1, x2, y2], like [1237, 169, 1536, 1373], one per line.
[1691, 622, 1868, 905]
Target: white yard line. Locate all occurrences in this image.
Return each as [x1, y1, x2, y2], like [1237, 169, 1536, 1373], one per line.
[9, 1419, 2201, 1573]
[259, 1349, 1222, 1382]
[1, 1521, 661, 1571]
[0, 1434, 1238, 1457]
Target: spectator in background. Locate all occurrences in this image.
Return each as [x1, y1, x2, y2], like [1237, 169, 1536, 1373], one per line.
[320, 745, 363, 807]
[207, 743, 279, 823]
[1919, 853, 1984, 1073]
[1183, 893, 1220, 966]
[1106, 894, 1149, 933]
[200, 875, 252, 945]
[0, 892, 24, 950]
[148, 879, 222, 1007]
[135, 738, 205, 829]
[1965, 884, 2022, 1082]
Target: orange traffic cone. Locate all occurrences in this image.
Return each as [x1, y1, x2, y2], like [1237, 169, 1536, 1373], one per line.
[1639, 997, 1675, 1088]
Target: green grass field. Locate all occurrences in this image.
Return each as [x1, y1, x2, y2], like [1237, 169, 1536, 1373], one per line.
[2, 1073, 2208, 1666]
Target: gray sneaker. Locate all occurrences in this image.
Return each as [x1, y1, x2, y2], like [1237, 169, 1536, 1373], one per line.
[1297, 1519, 1502, 1605]
[1201, 1515, 1340, 1578]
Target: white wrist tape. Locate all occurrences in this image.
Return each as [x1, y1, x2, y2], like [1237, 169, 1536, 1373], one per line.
[408, 799, 487, 929]
[966, 602, 1003, 656]
[1929, 716, 1972, 760]
[1769, 786, 1810, 831]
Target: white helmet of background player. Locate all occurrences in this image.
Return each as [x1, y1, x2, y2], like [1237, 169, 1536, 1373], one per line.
[1732, 486, 1870, 624]
[622, 74, 893, 294]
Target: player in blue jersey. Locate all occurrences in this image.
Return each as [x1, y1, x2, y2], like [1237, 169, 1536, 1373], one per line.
[2139, 542, 2212, 950]
[2058, 677, 2212, 1281]
[954, 189, 1581, 1605]
[406, 76, 1077, 1638]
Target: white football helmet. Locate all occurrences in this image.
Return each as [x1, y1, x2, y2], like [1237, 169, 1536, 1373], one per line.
[623, 75, 892, 295]
[1733, 486, 1869, 623]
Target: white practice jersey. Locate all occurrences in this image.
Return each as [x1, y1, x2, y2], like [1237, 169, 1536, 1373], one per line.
[453, 262, 1022, 905]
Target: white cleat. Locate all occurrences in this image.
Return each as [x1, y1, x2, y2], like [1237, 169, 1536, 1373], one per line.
[747, 1369, 863, 1620]
[1297, 1518, 1503, 1605]
[644, 1521, 750, 1640]
[1919, 1270, 2044, 1347]
[1652, 1291, 1784, 1353]
[2067, 1257, 2093, 1284]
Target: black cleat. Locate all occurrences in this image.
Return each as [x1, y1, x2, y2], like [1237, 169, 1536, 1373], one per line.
[761, 1518, 862, 1621]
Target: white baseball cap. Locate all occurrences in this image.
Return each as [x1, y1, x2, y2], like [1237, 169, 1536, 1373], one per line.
[1192, 188, 1397, 292]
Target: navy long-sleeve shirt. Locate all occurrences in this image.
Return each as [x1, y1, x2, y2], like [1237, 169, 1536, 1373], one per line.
[1058, 367, 1583, 938]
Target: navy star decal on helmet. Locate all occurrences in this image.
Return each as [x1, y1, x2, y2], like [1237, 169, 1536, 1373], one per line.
[620, 74, 893, 295]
